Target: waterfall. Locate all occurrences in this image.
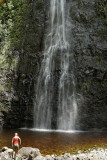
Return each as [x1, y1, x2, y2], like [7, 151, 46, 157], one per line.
[34, 0, 78, 130]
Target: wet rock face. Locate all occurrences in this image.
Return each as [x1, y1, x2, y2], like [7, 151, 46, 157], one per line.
[1, 0, 107, 130]
[68, 0, 107, 130]
[1, 0, 46, 128]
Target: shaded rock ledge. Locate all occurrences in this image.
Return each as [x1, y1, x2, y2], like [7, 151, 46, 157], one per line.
[0, 147, 107, 160]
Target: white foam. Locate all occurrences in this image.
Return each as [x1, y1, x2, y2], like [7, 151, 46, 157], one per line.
[20, 128, 84, 133]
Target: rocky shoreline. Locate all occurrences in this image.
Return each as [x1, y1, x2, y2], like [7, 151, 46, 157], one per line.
[0, 147, 107, 160]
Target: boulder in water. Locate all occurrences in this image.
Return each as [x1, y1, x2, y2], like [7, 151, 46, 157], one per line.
[34, 155, 46, 160]
[45, 155, 54, 160]
[18, 147, 41, 159]
[1, 146, 8, 152]
[0, 147, 13, 160]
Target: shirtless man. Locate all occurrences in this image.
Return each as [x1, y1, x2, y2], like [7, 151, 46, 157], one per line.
[12, 133, 21, 158]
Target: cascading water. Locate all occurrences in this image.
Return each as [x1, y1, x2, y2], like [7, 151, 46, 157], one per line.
[34, 0, 78, 130]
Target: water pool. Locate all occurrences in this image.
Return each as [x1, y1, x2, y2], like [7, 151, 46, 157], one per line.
[0, 129, 107, 155]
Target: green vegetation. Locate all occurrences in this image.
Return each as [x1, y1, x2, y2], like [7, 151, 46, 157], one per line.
[96, 0, 107, 24]
[0, 0, 44, 93]
[0, 0, 25, 91]
[0, 0, 32, 68]
[0, 0, 30, 52]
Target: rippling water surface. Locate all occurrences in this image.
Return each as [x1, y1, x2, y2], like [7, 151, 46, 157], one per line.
[0, 129, 107, 155]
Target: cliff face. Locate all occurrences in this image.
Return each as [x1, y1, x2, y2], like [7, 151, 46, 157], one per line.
[68, 0, 107, 130]
[0, 0, 45, 128]
[0, 0, 107, 130]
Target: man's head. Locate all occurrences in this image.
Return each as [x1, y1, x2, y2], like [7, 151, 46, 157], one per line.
[15, 133, 18, 136]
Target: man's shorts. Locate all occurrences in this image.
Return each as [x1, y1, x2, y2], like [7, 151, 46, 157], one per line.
[13, 143, 19, 151]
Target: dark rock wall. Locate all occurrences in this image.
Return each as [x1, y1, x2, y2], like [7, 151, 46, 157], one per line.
[9, 0, 46, 128]
[68, 0, 107, 130]
[0, 0, 107, 130]
[0, 0, 45, 128]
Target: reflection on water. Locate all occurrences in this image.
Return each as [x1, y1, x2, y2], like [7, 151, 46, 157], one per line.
[0, 129, 107, 155]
